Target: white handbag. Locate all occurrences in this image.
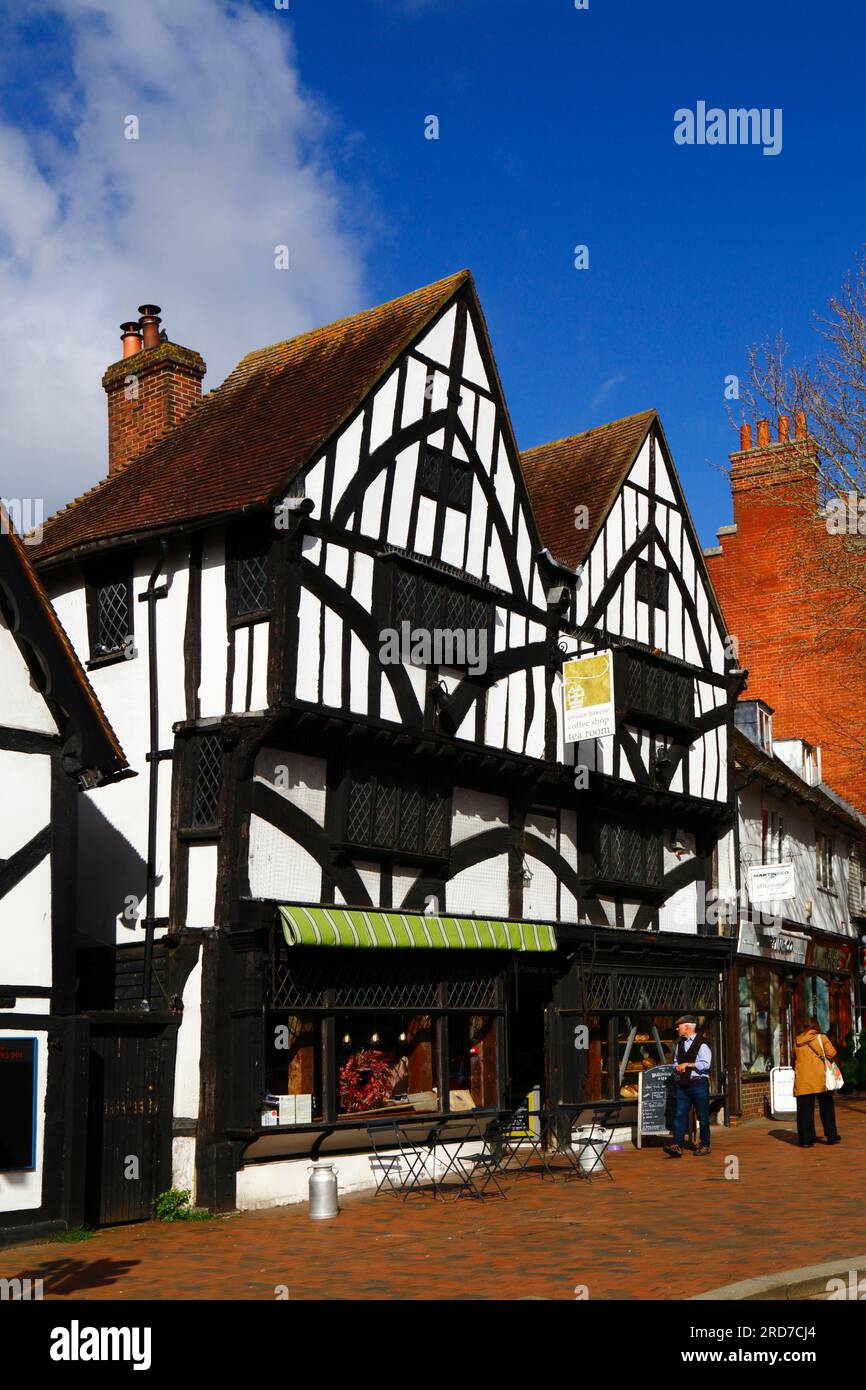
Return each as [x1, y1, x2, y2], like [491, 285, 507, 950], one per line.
[817, 1036, 844, 1092]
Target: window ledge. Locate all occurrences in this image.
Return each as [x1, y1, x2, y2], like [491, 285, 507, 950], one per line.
[178, 827, 223, 843]
[229, 611, 272, 629]
[815, 885, 838, 898]
[87, 650, 134, 670]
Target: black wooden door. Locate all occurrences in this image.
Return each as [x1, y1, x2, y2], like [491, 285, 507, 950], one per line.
[85, 1017, 176, 1226]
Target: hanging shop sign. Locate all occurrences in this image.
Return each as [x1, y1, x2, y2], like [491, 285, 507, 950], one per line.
[562, 649, 615, 743]
[747, 862, 795, 903]
[807, 939, 855, 974]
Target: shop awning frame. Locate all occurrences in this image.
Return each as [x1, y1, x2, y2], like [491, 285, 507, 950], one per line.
[277, 905, 557, 952]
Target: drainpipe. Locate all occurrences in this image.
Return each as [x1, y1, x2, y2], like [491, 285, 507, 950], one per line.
[139, 540, 170, 1010]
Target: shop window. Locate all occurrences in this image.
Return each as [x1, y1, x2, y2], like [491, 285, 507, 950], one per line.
[738, 965, 782, 1073]
[344, 770, 449, 859]
[816, 832, 835, 890]
[337, 1015, 439, 1116]
[449, 1015, 498, 1108]
[803, 975, 831, 1034]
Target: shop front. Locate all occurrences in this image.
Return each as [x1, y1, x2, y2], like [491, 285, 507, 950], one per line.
[736, 921, 856, 1120]
[544, 929, 733, 1136]
[233, 905, 558, 1205]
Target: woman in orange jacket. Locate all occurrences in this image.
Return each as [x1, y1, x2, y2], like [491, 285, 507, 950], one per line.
[793, 1015, 841, 1148]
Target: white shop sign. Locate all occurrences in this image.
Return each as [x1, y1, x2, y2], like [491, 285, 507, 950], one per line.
[737, 919, 809, 964]
[562, 650, 616, 743]
[747, 862, 795, 903]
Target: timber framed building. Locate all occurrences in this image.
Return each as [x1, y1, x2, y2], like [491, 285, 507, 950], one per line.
[31, 274, 741, 1215]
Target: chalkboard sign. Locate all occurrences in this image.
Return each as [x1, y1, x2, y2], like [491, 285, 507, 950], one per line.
[0, 1036, 37, 1170]
[637, 1064, 677, 1147]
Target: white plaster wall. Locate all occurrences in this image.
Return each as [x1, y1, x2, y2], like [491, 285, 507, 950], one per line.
[186, 844, 218, 928]
[0, 860, 52, 985]
[172, 953, 202, 1119]
[0, 1030, 47, 1212]
[199, 530, 228, 716]
[0, 613, 58, 734]
[171, 1138, 196, 1199]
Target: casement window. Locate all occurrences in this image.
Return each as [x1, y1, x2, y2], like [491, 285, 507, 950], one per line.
[189, 733, 224, 829]
[763, 811, 785, 865]
[757, 706, 773, 754]
[586, 819, 662, 889]
[87, 574, 133, 660]
[622, 653, 694, 729]
[230, 529, 272, 620]
[344, 770, 449, 859]
[391, 567, 492, 648]
[816, 831, 835, 890]
[419, 446, 472, 512]
[634, 557, 669, 610]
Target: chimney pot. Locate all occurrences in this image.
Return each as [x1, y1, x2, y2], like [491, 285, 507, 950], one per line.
[794, 410, 807, 440]
[740, 422, 752, 451]
[778, 414, 790, 444]
[138, 304, 162, 350]
[757, 418, 770, 447]
[120, 321, 143, 358]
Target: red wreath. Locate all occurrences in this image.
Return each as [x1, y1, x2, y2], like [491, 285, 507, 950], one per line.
[338, 1049, 394, 1113]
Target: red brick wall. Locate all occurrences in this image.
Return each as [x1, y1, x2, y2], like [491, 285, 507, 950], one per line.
[706, 417, 866, 813]
[102, 342, 206, 477]
[739, 1074, 770, 1121]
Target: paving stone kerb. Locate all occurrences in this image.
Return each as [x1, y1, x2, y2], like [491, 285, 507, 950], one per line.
[695, 1255, 866, 1302]
[4, 1099, 865, 1301]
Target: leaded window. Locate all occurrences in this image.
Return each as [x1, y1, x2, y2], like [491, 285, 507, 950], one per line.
[91, 578, 131, 657]
[344, 771, 449, 858]
[624, 654, 694, 728]
[419, 446, 472, 512]
[234, 539, 271, 617]
[635, 557, 669, 610]
[390, 566, 492, 657]
[589, 819, 662, 888]
[191, 734, 223, 828]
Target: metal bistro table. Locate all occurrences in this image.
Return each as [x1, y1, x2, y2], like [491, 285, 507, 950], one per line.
[504, 1105, 618, 1182]
[368, 1111, 505, 1201]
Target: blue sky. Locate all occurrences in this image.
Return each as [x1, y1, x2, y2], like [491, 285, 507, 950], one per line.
[1, 0, 864, 545]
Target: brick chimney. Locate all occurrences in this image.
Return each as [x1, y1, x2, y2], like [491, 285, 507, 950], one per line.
[102, 305, 206, 476]
[727, 412, 817, 523]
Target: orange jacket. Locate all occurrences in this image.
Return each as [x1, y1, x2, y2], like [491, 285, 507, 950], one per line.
[793, 1029, 837, 1097]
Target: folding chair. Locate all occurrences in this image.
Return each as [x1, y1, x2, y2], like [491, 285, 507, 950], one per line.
[367, 1122, 410, 1197]
[572, 1106, 620, 1182]
[541, 1109, 585, 1182]
[455, 1147, 508, 1200]
[490, 1106, 545, 1178]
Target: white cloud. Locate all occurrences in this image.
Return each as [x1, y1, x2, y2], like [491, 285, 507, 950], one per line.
[590, 373, 626, 413]
[0, 0, 371, 516]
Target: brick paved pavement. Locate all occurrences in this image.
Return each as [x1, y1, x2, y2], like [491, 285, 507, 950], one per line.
[5, 1100, 865, 1301]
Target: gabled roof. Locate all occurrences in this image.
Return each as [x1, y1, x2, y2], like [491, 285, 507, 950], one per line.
[33, 270, 471, 564]
[0, 512, 127, 780]
[734, 728, 866, 836]
[521, 409, 656, 570]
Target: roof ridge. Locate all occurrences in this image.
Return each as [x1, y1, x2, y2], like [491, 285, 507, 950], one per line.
[521, 408, 656, 460]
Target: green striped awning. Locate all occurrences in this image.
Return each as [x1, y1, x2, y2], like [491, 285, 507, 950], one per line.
[278, 905, 557, 952]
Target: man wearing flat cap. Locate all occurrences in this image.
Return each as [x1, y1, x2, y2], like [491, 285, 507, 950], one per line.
[663, 1015, 712, 1158]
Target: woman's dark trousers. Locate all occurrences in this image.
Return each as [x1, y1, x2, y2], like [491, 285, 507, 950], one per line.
[796, 1091, 838, 1145]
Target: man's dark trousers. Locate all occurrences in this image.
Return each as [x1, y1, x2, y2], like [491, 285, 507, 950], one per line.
[673, 1079, 710, 1148]
[796, 1091, 838, 1145]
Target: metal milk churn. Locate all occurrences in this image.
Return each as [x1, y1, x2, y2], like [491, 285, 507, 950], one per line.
[307, 1162, 339, 1219]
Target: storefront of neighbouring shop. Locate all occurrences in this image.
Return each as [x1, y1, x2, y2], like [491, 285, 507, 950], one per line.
[736, 919, 858, 1120]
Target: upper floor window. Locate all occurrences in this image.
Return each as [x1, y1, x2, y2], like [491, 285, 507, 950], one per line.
[189, 732, 224, 830]
[816, 831, 835, 890]
[343, 769, 449, 859]
[622, 653, 694, 730]
[419, 446, 472, 512]
[391, 567, 492, 653]
[585, 819, 662, 890]
[87, 573, 133, 660]
[763, 811, 785, 865]
[757, 707, 773, 754]
[231, 530, 272, 619]
[635, 557, 669, 610]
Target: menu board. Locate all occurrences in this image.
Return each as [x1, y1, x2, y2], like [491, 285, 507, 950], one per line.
[0, 1036, 37, 1170]
[637, 1063, 677, 1147]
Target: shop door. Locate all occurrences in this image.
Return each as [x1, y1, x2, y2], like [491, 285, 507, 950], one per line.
[85, 1018, 176, 1226]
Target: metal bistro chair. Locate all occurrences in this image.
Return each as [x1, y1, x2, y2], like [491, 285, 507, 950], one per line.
[452, 1117, 509, 1200]
[488, 1105, 545, 1179]
[571, 1106, 620, 1183]
[366, 1120, 430, 1198]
